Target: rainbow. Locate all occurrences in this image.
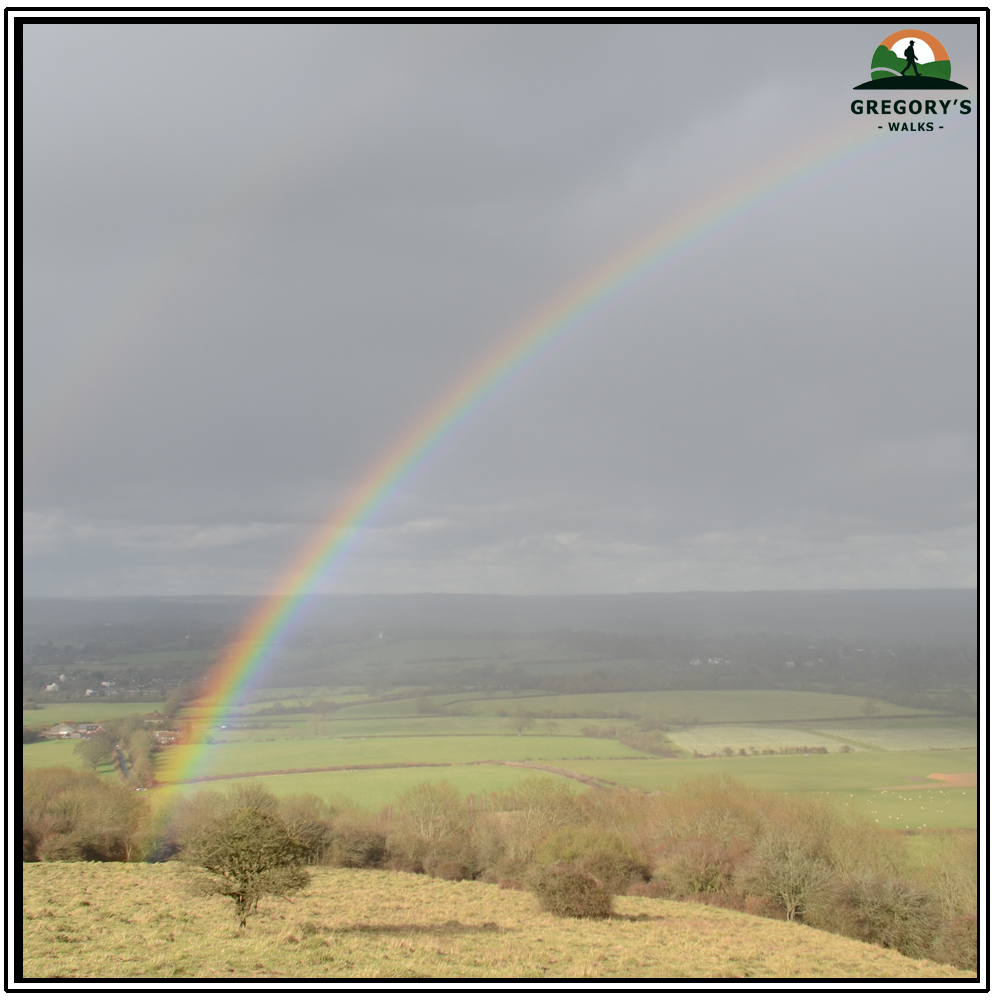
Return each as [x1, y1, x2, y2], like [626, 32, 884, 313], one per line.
[161, 121, 902, 784]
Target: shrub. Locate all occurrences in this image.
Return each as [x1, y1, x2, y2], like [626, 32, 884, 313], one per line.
[736, 831, 833, 921]
[536, 828, 650, 893]
[327, 824, 388, 869]
[23, 767, 149, 862]
[656, 836, 748, 896]
[424, 857, 470, 881]
[36, 833, 86, 861]
[919, 832, 978, 923]
[180, 801, 311, 928]
[825, 871, 941, 958]
[277, 795, 337, 865]
[532, 862, 614, 918]
[625, 879, 672, 899]
[387, 782, 476, 878]
[826, 819, 908, 880]
[931, 912, 978, 971]
[148, 788, 226, 861]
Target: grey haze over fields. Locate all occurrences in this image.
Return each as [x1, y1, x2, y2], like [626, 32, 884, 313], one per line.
[23, 22, 978, 597]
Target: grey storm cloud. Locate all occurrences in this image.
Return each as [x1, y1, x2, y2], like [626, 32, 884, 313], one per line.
[22, 21, 979, 596]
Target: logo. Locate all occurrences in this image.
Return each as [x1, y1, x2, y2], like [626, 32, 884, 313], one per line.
[855, 30, 968, 90]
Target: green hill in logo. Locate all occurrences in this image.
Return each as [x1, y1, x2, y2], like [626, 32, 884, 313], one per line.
[870, 45, 951, 82]
[855, 31, 968, 90]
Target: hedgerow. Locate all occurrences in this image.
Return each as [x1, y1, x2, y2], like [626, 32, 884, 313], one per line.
[21, 767, 978, 967]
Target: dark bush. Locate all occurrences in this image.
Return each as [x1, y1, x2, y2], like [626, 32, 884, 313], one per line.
[328, 825, 388, 869]
[931, 912, 978, 971]
[495, 876, 528, 891]
[36, 833, 86, 861]
[532, 862, 614, 919]
[584, 850, 651, 894]
[536, 828, 649, 894]
[23, 767, 149, 862]
[658, 837, 747, 896]
[827, 872, 941, 957]
[424, 857, 468, 881]
[277, 795, 336, 865]
[625, 879, 672, 899]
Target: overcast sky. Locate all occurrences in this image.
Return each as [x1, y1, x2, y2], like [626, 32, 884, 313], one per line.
[22, 20, 979, 597]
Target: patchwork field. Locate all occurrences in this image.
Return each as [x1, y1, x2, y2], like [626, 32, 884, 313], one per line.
[809, 727, 975, 752]
[158, 733, 652, 779]
[25, 686, 978, 831]
[21, 864, 972, 981]
[667, 726, 867, 755]
[426, 691, 936, 723]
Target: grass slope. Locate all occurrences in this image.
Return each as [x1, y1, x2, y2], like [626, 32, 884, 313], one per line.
[21, 864, 971, 981]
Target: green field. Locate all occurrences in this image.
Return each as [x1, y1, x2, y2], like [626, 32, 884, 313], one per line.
[21, 739, 120, 776]
[24, 686, 978, 831]
[160, 733, 652, 778]
[201, 715, 587, 739]
[425, 690, 937, 723]
[155, 763, 583, 812]
[22, 701, 166, 726]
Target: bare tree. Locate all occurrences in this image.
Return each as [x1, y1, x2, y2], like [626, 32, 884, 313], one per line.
[737, 832, 833, 921]
[508, 710, 536, 736]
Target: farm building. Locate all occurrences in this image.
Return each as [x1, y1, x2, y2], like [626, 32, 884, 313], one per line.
[41, 723, 105, 740]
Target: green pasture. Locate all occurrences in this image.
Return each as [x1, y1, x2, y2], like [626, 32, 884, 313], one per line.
[157, 733, 651, 781]
[560, 749, 977, 829]
[237, 686, 375, 705]
[22, 739, 117, 778]
[192, 715, 594, 740]
[317, 715, 594, 738]
[22, 701, 165, 727]
[328, 692, 539, 719]
[843, 785, 977, 833]
[152, 762, 581, 813]
[440, 690, 935, 723]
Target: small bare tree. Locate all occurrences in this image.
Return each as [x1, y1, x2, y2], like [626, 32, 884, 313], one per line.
[508, 711, 536, 736]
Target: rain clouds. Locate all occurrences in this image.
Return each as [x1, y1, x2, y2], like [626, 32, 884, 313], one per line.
[22, 22, 979, 596]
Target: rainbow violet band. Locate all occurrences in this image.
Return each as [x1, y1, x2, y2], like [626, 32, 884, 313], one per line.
[161, 122, 895, 785]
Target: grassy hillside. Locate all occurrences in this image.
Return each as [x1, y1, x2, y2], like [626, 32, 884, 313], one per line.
[21, 864, 972, 981]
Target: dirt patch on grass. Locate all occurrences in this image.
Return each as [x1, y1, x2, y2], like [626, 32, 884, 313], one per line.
[882, 773, 977, 790]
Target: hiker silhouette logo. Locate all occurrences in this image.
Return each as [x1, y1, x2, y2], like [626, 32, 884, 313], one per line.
[855, 30, 968, 90]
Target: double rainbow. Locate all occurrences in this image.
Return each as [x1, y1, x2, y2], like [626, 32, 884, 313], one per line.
[161, 121, 898, 784]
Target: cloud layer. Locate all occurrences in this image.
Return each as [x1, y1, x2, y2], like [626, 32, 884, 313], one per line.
[23, 22, 979, 596]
